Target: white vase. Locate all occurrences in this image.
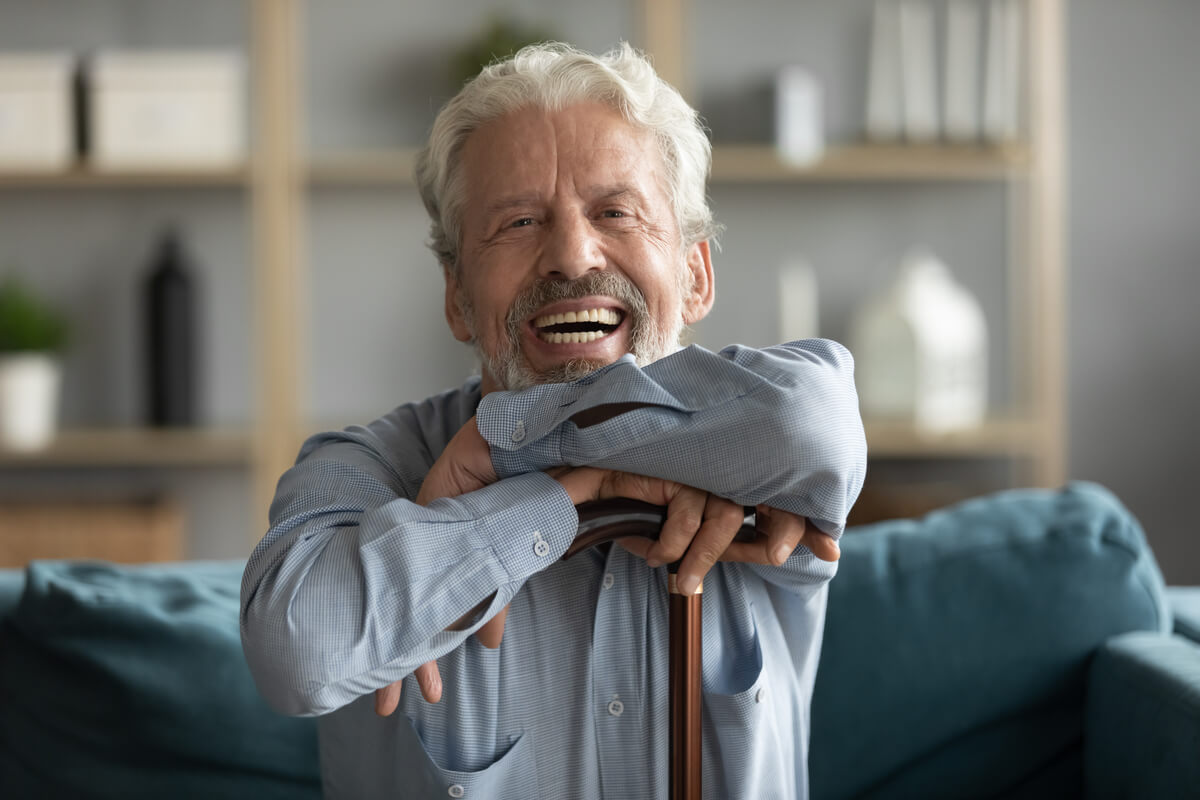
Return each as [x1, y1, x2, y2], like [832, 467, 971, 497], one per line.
[0, 352, 62, 451]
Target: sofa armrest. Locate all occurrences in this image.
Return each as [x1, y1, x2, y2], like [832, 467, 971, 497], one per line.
[1084, 631, 1200, 799]
[1167, 586, 1200, 643]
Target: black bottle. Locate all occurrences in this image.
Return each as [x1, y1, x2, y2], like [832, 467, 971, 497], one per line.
[144, 229, 197, 426]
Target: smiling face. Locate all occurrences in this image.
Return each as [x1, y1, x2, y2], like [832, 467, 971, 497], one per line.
[444, 101, 714, 393]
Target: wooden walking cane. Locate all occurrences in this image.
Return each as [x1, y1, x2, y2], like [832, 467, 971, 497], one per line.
[564, 499, 760, 800]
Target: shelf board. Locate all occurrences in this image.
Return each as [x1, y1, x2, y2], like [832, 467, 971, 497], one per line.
[304, 142, 1027, 187]
[307, 149, 421, 185]
[0, 427, 254, 468]
[864, 418, 1042, 458]
[0, 165, 251, 188]
[711, 143, 1029, 182]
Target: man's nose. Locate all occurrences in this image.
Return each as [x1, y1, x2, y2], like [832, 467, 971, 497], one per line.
[539, 212, 606, 280]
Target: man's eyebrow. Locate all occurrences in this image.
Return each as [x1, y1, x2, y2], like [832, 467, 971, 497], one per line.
[484, 193, 543, 216]
[483, 186, 645, 215]
[589, 185, 643, 204]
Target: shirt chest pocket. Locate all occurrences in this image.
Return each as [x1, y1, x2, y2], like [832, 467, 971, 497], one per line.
[701, 631, 796, 800]
[392, 715, 541, 800]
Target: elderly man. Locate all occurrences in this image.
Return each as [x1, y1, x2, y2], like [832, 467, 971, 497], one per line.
[242, 43, 866, 799]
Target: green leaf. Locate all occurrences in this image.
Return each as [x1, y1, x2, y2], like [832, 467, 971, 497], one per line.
[0, 277, 69, 353]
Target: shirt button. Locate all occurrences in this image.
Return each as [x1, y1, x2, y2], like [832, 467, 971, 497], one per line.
[511, 421, 526, 443]
[532, 531, 549, 558]
[447, 784, 465, 798]
[602, 573, 614, 590]
[607, 699, 624, 717]
[755, 687, 766, 704]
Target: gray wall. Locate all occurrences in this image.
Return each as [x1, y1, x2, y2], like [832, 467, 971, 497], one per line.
[1068, 0, 1200, 584]
[1, 1, 1196, 583]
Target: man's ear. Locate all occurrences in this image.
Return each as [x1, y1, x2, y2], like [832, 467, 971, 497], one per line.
[443, 266, 473, 342]
[681, 240, 715, 325]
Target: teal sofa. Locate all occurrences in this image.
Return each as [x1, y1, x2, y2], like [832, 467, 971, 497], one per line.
[1, 482, 1197, 799]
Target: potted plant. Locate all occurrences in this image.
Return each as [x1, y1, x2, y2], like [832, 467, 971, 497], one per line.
[0, 277, 68, 451]
[451, 17, 557, 86]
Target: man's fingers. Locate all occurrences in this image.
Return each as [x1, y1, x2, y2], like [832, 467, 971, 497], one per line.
[414, 660, 443, 704]
[644, 485, 707, 567]
[475, 603, 509, 649]
[802, 527, 841, 562]
[760, 505, 809, 565]
[598, 469, 683, 508]
[675, 495, 746, 595]
[374, 680, 403, 716]
[719, 507, 840, 565]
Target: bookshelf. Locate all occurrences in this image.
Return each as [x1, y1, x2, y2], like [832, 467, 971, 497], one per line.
[0, 0, 1065, 543]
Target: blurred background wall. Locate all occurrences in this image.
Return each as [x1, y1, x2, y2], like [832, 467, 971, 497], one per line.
[0, 0, 1195, 583]
[1068, 1, 1200, 584]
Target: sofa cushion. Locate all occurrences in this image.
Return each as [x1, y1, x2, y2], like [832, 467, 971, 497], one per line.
[0, 559, 320, 799]
[809, 482, 1169, 800]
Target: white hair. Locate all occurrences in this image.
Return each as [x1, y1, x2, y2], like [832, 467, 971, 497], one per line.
[414, 41, 719, 272]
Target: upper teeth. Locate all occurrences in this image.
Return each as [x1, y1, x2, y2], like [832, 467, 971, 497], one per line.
[534, 308, 620, 328]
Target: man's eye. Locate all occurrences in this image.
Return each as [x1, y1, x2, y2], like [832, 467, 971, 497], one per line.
[602, 209, 626, 219]
[510, 217, 534, 228]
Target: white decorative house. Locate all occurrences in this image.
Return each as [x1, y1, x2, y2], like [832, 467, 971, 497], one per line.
[850, 249, 988, 434]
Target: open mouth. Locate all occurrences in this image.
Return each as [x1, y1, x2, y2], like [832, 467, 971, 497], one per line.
[532, 307, 624, 344]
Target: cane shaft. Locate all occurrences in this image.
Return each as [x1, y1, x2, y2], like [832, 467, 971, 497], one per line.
[668, 580, 703, 800]
[568, 500, 758, 800]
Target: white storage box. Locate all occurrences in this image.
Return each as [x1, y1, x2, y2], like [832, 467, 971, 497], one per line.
[89, 51, 245, 169]
[0, 53, 75, 170]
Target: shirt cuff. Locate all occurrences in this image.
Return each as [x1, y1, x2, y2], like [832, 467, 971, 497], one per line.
[444, 471, 579, 583]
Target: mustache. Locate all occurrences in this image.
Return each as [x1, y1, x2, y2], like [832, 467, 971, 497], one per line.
[505, 272, 649, 334]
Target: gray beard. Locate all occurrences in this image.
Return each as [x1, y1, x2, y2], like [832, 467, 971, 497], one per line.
[460, 270, 686, 392]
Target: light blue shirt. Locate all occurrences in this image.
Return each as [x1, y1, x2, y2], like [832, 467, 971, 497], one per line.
[241, 340, 866, 799]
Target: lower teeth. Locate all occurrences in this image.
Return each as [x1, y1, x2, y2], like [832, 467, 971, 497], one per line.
[542, 331, 607, 344]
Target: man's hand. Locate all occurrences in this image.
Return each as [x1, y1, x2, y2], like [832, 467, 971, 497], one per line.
[414, 415, 496, 505]
[617, 500, 839, 593]
[554, 468, 840, 595]
[376, 416, 506, 716]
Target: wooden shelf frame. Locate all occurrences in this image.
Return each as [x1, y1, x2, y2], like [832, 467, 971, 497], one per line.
[863, 418, 1042, 458]
[306, 142, 1029, 186]
[711, 142, 1029, 182]
[259, 0, 1068, 535]
[647, 0, 1064, 485]
[1, 0, 1064, 545]
[306, 148, 420, 185]
[0, 165, 250, 188]
[0, 427, 253, 468]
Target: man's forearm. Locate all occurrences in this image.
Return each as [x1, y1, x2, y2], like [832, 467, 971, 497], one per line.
[479, 340, 867, 536]
[240, 438, 578, 717]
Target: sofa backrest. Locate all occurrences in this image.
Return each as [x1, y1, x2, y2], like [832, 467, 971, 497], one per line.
[0, 559, 320, 799]
[809, 482, 1170, 800]
[0, 482, 1170, 799]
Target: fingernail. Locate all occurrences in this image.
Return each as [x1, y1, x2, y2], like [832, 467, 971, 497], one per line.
[646, 558, 662, 568]
[773, 543, 792, 565]
[679, 575, 699, 596]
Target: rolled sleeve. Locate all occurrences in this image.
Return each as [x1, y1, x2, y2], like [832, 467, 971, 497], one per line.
[476, 340, 867, 537]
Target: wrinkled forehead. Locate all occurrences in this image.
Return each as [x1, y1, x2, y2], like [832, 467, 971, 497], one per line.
[457, 102, 669, 208]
